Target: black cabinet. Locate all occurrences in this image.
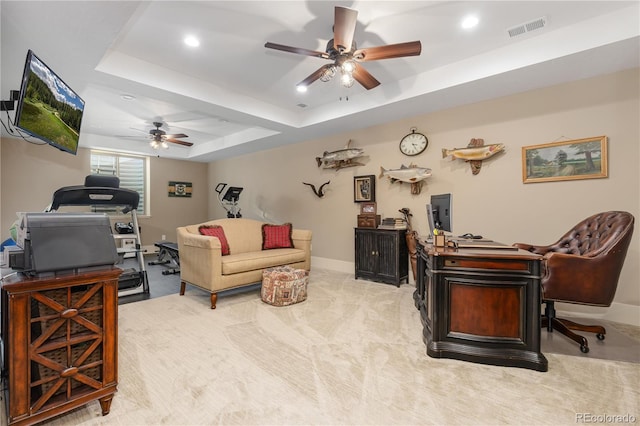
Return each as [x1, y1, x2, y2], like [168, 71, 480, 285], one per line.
[355, 228, 409, 286]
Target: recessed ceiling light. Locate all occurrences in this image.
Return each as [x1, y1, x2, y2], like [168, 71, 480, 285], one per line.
[120, 94, 136, 101]
[296, 85, 307, 93]
[184, 35, 200, 47]
[461, 15, 479, 29]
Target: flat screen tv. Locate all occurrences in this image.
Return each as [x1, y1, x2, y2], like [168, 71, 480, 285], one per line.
[430, 193, 452, 233]
[14, 50, 84, 155]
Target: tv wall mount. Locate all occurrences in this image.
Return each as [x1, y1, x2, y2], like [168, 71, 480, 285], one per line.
[0, 90, 19, 111]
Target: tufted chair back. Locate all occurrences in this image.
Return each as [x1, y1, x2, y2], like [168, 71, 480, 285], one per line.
[515, 211, 634, 306]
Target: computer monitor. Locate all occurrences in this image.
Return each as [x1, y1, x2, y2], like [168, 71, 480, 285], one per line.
[430, 193, 452, 233]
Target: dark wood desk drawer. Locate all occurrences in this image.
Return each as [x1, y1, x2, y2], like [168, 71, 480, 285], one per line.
[443, 256, 537, 274]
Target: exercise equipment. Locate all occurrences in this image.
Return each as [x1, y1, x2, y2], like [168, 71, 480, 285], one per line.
[149, 241, 180, 275]
[215, 183, 243, 218]
[47, 175, 149, 297]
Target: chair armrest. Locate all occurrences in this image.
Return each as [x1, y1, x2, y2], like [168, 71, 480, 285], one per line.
[513, 242, 552, 255]
[541, 251, 617, 306]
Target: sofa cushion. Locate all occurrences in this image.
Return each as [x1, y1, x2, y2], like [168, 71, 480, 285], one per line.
[199, 225, 230, 255]
[262, 223, 293, 250]
[221, 248, 306, 275]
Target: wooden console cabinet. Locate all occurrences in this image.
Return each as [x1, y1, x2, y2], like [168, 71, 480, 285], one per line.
[355, 228, 408, 286]
[414, 239, 548, 372]
[1, 267, 121, 425]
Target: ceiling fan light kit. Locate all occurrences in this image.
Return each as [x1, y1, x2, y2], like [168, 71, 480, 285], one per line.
[146, 121, 193, 150]
[150, 139, 169, 150]
[266, 6, 421, 91]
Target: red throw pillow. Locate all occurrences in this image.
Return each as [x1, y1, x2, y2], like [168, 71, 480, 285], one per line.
[198, 225, 230, 255]
[262, 223, 293, 250]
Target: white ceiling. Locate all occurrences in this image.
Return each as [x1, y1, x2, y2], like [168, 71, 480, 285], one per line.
[1, 1, 638, 162]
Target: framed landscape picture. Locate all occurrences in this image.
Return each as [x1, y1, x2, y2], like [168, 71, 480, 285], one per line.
[522, 136, 608, 183]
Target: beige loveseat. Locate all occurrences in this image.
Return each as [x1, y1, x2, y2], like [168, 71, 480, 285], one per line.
[177, 218, 312, 309]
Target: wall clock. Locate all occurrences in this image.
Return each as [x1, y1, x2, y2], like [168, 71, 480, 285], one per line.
[399, 128, 428, 156]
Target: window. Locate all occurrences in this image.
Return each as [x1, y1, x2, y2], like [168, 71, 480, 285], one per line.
[90, 151, 149, 215]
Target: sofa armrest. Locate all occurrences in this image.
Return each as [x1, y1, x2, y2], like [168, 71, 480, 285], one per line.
[177, 226, 223, 292]
[180, 230, 222, 249]
[292, 228, 312, 270]
[292, 228, 312, 243]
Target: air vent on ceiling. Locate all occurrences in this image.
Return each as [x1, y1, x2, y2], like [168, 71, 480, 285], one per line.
[507, 16, 547, 38]
[296, 103, 307, 108]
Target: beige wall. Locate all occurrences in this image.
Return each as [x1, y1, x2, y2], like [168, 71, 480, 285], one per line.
[0, 142, 209, 246]
[1, 68, 638, 323]
[208, 68, 639, 320]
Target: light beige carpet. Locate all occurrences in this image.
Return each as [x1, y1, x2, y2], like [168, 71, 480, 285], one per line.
[5, 269, 640, 425]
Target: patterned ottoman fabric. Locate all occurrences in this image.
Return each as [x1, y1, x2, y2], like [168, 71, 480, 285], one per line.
[261, 266, 308, 306]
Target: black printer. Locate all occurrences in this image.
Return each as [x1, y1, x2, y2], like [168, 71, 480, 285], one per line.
[9, 212, 118, 275]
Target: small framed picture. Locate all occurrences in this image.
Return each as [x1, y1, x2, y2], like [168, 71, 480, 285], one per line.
[354, 175, 375, 203]
[168, 181, 193, 197]
[360, 202, 377, 215]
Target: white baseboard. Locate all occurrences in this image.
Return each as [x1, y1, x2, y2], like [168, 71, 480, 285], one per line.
[311, 256, 354, 274]
[556, 302, 640, 327]
[311, 256, 639, 327]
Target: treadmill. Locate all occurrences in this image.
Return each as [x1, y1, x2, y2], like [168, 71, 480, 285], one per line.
[47, 175, 149, 297]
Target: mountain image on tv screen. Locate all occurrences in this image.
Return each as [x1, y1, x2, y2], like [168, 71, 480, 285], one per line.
[16, 51, 84, 154]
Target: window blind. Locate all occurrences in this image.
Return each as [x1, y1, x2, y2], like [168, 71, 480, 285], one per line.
[90, 152, 147, 214]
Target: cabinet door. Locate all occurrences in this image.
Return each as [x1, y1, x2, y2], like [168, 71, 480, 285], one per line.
[355, 230, 377, 277]
[375, 232, 400, 281]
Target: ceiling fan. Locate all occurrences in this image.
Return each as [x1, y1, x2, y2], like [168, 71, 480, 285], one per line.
[145, 122, 192, 149]
[265, 6, 421, 90]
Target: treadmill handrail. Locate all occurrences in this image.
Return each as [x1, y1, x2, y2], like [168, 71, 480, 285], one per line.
[49, 186, 140, 213]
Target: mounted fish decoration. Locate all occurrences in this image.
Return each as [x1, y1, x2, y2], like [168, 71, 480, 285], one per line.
[379, 163, 432, 194]
[302, 181, 330, 198]
[316, 139, 366, 170]
[442, 139, 504, 175]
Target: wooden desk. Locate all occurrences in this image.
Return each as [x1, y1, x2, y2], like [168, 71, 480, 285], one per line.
[414, 238, 548, 372]
[1, 268, 121, 425]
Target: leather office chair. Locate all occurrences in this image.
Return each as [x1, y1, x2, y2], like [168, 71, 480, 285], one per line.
[514, 211, 634, 353]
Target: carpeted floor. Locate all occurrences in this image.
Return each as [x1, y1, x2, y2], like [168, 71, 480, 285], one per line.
[11, 268, 638, 426]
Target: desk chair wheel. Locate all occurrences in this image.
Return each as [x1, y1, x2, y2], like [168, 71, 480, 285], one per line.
[580, 344, 589, 353]
[596, 333, 605, 340]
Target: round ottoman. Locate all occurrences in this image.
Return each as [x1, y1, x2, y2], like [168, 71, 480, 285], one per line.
[261, 266, 308, 306]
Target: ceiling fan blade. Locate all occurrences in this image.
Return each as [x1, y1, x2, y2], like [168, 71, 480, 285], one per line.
[354, 41, 422, 62]
[265, 42, 329, 59]
[352, 64, 380, 90]
[165, 138, 194, 147]
[164, 133, 188, 139]
[334, 6, 357, 53]
[297, 64, 333, 88]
